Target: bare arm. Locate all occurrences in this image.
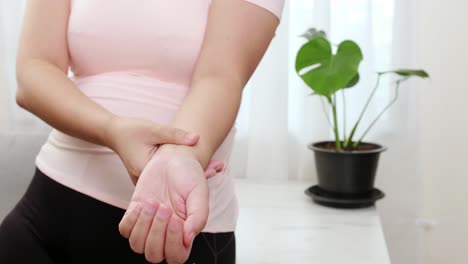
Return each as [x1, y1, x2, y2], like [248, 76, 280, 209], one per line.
[122, 1, 282, 262]
[164, 0, 280, 167]
[16, 0, 205, 182]
[15, 0, 115, 145]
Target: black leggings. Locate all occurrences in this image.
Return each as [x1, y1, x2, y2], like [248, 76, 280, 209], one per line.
[0, 169, 235, 264]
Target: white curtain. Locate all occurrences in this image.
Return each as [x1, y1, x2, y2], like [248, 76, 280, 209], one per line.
[233, 1, 423, 264]
[234, 0, 398, 181]
[1, 0, 49, 133]
[0, 1, 422, 263]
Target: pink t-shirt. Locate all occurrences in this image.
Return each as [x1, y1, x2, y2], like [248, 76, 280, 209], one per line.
[35, 0, 284, 232]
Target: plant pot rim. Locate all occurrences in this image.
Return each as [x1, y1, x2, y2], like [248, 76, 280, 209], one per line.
[308, 141, 387, 154]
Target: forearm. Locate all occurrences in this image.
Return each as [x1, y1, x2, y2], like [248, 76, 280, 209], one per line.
[16, 59, 113, 146]
[159, 0, 280, 168]
[169, 76, 243, 167]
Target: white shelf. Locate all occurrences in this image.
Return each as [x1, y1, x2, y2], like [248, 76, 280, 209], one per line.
[235, 179, 391, 264]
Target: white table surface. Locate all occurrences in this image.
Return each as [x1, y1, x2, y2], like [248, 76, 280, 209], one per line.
[235, 179, 391, 264]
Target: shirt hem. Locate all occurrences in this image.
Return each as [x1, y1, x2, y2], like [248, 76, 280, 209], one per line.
[36, 158, 131, 210]
[35, 157, 237, 233]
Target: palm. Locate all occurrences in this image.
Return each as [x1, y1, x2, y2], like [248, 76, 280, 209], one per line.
[115, 130, 220, 263]
[119, 145, 215, 262]
[132, 149, 207, 221]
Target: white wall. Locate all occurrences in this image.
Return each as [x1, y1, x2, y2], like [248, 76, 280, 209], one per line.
[412, 0, 468, 263]
[0, 3, 11, 131]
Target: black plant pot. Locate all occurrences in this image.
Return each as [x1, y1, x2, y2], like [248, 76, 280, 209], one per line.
[305, 141, 387, 208]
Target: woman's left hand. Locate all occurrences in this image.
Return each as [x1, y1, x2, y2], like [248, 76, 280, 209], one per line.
[118, 144, 211, 264]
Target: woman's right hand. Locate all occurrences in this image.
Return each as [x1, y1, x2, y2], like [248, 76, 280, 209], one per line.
[119, 144, 210, 263]
[103, 116, 223, 185]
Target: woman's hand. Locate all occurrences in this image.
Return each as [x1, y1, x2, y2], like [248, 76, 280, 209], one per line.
[118, 144, 210, 263]
[104, 115, 219, 185]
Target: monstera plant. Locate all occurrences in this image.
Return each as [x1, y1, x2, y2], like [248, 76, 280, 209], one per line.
[296, 28, 429, 151]
[297, 28, 429, 208]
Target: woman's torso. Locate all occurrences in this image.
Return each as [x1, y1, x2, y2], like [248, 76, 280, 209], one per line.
[36, 0, 239, 232]
[68, 0, 210, 83]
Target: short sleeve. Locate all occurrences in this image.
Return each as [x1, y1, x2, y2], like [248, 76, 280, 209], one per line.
[242, 0, 285, 19]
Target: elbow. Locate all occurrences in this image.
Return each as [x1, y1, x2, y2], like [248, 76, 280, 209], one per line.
[15, 62, 31, 110]
[15, 87, 28, 110]
[15, 57, 42, 110]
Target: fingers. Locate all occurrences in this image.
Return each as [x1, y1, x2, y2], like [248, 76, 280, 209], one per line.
[204, 168, 217, 179]
[204, 160, 224, 178]
[165, 217, 190, 264]
[128, 203, 159, 253]
[152, 125, 199, 146]
[119, 202, 143, 238]
[144, 206, 173, 263]
[183, 183, 209, 248]
[204, 160, 224, 179]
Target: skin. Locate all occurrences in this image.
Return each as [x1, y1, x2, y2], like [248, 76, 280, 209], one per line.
[15, 0, 223, 185]
[119, 0, 280, 263]
[16, 0, 279, 263]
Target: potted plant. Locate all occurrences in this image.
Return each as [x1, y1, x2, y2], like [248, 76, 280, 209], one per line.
[296, 29, 429, 208]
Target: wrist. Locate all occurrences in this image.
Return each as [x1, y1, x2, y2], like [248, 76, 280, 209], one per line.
[158, 144, 196, 157]
[158, 144, 207, 167]
[101, 114, 120, 150]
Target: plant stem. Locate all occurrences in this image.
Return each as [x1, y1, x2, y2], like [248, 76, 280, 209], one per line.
[342, 89, 347, 141]
[353, 78, 408, 148]
[331, 95, 342, 151]
[320, 96, 333, 130]
[343, 73, 382, 148]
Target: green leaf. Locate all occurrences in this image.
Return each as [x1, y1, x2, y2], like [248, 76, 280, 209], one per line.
[300, 28, 327, 41]
[379, 69, 430, 78]
[345, 73, 360, 88]
[295, 37, 332, 73]
[295, 38, 363, 97]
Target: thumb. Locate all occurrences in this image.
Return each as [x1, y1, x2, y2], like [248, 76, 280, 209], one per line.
[183, 183, 209, 248]
[152, 125, 199, 146]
